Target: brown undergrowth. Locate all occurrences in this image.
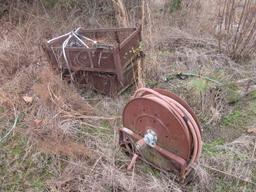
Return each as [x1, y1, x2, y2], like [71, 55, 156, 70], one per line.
[1, 1, 256, 191]
[0, 2, 184, 191]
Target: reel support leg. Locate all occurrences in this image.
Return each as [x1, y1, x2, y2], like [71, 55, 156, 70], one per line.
[127, 137, 145, 170]
[127, 154, 139, 170]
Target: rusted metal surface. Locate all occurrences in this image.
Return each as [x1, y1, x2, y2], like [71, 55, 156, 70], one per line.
[43, 25, 143, 96]
[88, 59, 139, 96]
[119, 88, 202, 181]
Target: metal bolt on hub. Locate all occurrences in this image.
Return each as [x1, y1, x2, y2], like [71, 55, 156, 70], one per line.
[143, 129, 157, 147]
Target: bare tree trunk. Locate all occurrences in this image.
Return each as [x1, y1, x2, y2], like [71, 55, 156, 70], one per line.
[112, 0, 129, 27]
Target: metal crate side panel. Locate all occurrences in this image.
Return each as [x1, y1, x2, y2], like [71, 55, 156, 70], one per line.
[88, 58, 140, 96]
[67, 48, 115, 72]
[120, 32, 141, 69]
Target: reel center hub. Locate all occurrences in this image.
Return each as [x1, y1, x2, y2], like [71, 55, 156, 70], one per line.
[143, 129, 157, 147]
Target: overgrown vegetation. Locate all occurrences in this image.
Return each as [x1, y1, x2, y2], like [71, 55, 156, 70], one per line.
[0, 0, 256, 191]
[217, 0, 256, 60]
[170, 0, 183, 13]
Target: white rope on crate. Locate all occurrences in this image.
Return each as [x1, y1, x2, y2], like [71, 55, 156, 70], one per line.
[48, 27, 97, 82]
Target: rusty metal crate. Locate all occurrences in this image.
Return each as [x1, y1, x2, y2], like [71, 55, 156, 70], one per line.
[59, 55, 142, 96]
[43, 25, 143, 91]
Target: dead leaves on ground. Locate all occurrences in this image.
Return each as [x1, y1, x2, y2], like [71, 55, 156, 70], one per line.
[22, 96, 33, 103]
[247, 128, 256, 134]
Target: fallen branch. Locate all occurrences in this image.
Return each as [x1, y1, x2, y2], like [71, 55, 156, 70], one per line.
[166, 73, 223, 86]
[62, 113, 121, 120]
[202, 164, 256, 186]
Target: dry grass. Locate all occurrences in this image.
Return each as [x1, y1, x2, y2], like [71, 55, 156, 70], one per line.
[0, 0, 256, 191]
[201, 135, 256, 189]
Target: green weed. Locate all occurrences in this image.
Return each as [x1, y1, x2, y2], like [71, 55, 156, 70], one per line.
[170, 0, 182, 13]
[203, 139, 225, 157]
[0, 132, 53, 191]
[250, 90, 256, 99]
[221, 98, 256, 128]
[222, 110, 243, 126]
[225, 83, 241, 103]
[0, 106, 4, 113]
[189, 78, 209, 94]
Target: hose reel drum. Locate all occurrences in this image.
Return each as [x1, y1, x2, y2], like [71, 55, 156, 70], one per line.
[119, 88, 202, 181]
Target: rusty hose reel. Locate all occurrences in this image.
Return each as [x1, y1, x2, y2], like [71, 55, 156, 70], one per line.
[119, 88, 202, 180]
